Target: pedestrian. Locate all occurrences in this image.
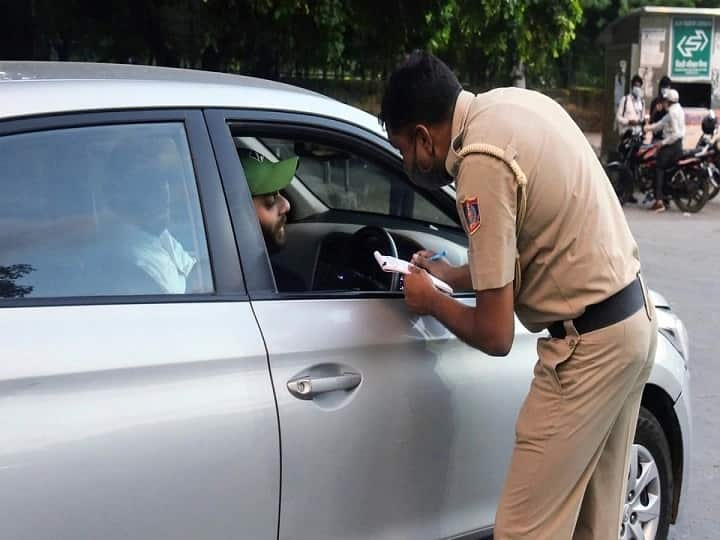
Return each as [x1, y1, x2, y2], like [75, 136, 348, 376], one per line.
[616, 74, 646, 203]
[616, 74, 645, 139]
[380, 51, 657, 539]
[644, 88, 685, 213]
[650, 76, 672, 143]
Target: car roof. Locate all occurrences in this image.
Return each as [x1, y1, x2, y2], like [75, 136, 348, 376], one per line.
[0, 61, 386, 137]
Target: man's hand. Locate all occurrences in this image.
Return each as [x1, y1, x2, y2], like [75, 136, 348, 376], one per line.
[412, 250, 473, 290]
[403, 265, 440, 315]
[412, 250, 454, 283]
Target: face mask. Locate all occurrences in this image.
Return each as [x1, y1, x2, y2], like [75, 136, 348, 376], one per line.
[632, 86, 643, 99]
[409, 135, 454, 190]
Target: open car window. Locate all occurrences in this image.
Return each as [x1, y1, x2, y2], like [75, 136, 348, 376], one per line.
[259, 137, 457, 228]
[228, 128, 467, 296]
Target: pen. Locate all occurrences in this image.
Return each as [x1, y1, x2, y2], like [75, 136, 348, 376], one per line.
[429, 250, 447, 261]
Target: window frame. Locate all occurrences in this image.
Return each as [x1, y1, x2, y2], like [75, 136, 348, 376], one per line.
[205, 108, 466, 301]
[0, 109, 246, 307]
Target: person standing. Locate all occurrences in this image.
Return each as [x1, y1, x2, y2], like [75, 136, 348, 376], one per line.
[650, 76, 672, 143]
[380, 51, 657, 539]
[645, 88, 685, 212]
[616, 74, 645, 138]
[616, 74, 646, 203]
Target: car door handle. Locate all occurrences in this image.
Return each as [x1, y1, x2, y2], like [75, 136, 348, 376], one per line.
[287, 372, 362, 400]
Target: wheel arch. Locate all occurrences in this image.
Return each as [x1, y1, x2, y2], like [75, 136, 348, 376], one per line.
[641, 384, 684, 523]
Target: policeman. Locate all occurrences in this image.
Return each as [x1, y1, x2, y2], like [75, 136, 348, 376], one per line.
[380, 51, 657, 539]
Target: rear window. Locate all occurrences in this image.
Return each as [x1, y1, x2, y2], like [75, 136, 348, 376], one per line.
[0, 122, 213, 299]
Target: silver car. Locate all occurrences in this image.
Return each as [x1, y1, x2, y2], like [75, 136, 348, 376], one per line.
[0, 62, 691, 540]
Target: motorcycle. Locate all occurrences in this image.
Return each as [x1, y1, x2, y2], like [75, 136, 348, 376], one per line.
[605, 128, 711, 213]
[695, 112, 720, 202]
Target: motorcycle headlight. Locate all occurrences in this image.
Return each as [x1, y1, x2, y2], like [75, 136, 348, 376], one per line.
[655, 307, 690, 366]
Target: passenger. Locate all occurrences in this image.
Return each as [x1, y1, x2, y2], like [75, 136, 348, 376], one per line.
[102, 138, 196, 293]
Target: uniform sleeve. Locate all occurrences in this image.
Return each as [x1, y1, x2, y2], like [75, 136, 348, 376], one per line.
[455, 154, 517, 292]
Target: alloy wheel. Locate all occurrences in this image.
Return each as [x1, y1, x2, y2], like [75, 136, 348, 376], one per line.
[619, 444, 661, 540]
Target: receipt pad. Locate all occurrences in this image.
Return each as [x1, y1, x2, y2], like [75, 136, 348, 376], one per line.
[373, 251, 454, 294]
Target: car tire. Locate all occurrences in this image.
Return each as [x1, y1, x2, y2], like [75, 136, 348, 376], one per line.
[621, 406, 674, 540]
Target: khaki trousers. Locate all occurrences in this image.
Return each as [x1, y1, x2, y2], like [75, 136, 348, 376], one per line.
[494, 303, 657, 539]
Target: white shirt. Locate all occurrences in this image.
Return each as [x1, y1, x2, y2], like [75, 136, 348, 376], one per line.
[120, 224, 197, 294]
[650, 103, 686, 146]
[616, 94, 645, 134]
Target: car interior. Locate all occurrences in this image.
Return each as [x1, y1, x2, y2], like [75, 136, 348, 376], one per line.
[231, 128, 471, 295]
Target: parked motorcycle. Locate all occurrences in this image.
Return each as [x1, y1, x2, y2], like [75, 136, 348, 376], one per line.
[695, 111, 720, 202]
[605, 129, 711, 213]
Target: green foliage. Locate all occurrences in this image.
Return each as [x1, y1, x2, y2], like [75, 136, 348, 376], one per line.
[426, 0, 582, 84]
[12, 0, 692, 88]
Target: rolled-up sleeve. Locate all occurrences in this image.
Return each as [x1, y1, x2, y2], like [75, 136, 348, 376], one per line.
[455, 154, 517, 292]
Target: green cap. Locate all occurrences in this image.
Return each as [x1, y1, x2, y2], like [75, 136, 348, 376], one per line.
[238, 149, 298, 196]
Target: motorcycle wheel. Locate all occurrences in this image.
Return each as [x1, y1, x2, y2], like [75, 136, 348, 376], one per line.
[605, 163, 633, 205]
[672, 169, 711, 213]
[708, 164, 720, 201]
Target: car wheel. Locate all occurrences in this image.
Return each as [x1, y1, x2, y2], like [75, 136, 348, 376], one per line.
[619, 407, 673, 540]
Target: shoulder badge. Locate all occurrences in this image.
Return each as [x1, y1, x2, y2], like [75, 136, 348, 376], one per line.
[461, 197, 481, 235]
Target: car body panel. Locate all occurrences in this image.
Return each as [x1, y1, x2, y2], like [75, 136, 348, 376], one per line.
[646, 333, 686, 402]
[0, 302, 279, 540]
[252, 296, 537, 539]
[674, 361, 693, 521]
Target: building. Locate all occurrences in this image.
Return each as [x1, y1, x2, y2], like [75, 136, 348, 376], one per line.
[598, 6, 720, 157]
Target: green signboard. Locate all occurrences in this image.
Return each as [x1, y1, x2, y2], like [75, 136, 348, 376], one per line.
[671, 17, 713, 79]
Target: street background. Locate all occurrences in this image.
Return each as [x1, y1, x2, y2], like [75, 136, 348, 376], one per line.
[625, 198, 720, 539]
[3, 0, 720, 537]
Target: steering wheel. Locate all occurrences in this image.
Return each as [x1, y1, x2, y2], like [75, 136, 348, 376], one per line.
[347, 225, 401, 292]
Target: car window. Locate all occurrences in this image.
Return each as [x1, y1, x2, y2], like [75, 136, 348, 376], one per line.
[0, 122, 213, 299]
[261, 137, 457, 227]
[227, 132, 467, 295]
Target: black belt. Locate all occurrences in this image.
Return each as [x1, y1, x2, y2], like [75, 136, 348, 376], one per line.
[548, 278, 645, 339]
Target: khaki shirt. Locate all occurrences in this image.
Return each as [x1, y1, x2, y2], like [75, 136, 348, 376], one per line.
[446, 89, 641, 332]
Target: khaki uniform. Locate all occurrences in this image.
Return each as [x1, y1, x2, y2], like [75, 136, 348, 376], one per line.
[446, 90, 657, 539]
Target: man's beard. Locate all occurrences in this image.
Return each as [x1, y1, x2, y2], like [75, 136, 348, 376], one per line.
[264, 216, 287, 254]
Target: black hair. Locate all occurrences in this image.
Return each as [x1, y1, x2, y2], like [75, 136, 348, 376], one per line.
[631, 74, 643, 87]
[659, 75, 672, 91]
[379, 50, 462, 131]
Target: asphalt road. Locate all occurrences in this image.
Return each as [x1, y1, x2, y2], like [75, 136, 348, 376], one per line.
[623, 197, 720, 539]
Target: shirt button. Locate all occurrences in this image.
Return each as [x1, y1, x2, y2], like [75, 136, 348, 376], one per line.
[568, 339, 577, 348]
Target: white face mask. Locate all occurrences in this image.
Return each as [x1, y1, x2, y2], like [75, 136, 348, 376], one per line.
[632, 86, 643, 99]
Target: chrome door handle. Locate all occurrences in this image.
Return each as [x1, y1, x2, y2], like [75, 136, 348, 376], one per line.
[287, 372, 362, 400]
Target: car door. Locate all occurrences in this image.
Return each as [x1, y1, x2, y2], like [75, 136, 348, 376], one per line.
[0, 111, 279, 540]
[207, 109, 539, 540]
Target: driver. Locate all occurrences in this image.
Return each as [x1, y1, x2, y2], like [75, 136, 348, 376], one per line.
[238, 148, 304, 291]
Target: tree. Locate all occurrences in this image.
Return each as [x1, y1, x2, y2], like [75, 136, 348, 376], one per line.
[428, 0, 583, 85]
[3, 0, 585, 87]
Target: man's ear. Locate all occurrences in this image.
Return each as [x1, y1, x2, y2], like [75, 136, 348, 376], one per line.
[414, 124, 433, 152]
